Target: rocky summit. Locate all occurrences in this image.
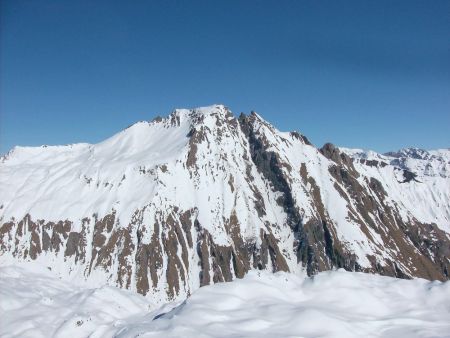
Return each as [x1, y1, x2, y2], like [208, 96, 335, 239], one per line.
[1, 104, 449, 304]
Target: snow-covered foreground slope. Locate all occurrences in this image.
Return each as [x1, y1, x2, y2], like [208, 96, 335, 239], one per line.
[1, 264, 449, 338]
[1, 105, 449, 305]
[0, 264, 156, 338]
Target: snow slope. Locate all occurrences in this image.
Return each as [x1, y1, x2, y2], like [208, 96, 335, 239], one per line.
[1, 264, 449, 338]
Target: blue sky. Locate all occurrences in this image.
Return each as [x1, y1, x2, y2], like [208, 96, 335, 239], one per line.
[1, 0, 449, 154]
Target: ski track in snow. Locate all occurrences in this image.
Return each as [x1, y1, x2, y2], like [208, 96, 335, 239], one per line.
[1, 264, 449, 338]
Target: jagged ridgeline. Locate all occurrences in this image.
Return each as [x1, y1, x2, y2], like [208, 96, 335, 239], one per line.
[1, 105, 449, 303]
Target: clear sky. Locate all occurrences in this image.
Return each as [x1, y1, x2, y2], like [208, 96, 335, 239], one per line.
[1, 0, 449, 154]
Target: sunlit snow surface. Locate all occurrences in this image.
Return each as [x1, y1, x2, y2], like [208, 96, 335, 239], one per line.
[1, 265, 449, 338]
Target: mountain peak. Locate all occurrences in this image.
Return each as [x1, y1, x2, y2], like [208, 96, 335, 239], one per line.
[163, 104, 234, 128]
[1, 105, 449, 305]
[171, 104, 229, 118]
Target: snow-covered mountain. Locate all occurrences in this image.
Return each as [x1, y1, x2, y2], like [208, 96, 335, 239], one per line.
[1, 105, 449, 304]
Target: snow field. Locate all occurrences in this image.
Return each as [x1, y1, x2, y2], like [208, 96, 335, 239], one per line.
[1, 264, 449, 338]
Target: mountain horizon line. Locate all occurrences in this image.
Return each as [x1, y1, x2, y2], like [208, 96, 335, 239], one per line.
[3, 104, 448, 157]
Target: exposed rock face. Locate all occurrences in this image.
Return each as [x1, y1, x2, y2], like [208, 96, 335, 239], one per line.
[1, 105, 449, 303]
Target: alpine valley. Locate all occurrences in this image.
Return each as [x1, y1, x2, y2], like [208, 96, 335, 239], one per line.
[1, 104, 449, 306]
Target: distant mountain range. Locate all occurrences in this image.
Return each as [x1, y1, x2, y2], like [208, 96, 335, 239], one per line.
[1, 105, 449, 304]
